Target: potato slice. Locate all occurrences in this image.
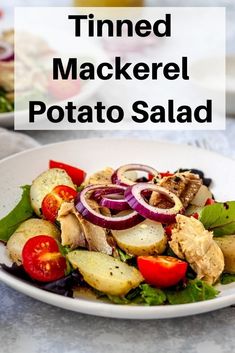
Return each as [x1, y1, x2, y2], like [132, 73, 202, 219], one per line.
[30, 168, 75, 216]
[7, 218, 60, 265]
[215, 235, 235, 274]
[191, 185, 212, 207]
[112, 219, 167, 256]
[67, 250, 143, 296]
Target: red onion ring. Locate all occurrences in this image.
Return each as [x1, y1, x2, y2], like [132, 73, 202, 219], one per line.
[124, 183, 183, 223]
[99, 194, 130, 210]
[112, 163, 158, 186]
[0, 41, 14, 61]
[75, 184, 144, 230]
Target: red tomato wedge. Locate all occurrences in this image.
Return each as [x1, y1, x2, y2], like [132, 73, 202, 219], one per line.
[47, 77, 80, 100]
[205, 198, 215, 205]
[22, 235, 67, 282]
[137, 256, 188, 288]
[42, 185, 77, 222]
[49, 160, 86, 186]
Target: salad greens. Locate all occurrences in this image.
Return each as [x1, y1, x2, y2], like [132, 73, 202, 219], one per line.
[220, 273, 235, 285]
[106, 280, 218, 306]
[0, 185, 34, 242]
[0, 89, 13, 113]
[200, 201, 235, 236]
[166, 279, 219, 304]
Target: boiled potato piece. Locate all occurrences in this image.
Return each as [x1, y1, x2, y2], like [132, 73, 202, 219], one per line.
[215, 235, 235, 274]
[7, 218, 60, 265]
[30, 168, 75, 216]
[185, 205, 203, 216]
[112, 219, 167, 256]
[67, 250, 143, 296]
[191, 185, 212, 207]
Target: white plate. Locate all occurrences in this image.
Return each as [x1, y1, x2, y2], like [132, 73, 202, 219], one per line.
[0, 138, 235, 319]
[0, 111, 14, 127]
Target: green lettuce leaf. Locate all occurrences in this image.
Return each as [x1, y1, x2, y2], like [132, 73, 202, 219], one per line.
[166, 279, 219, 304]
[117, 248, 134, 262]
[139, 284, 166, 305]
[199, 201, 235, 236]
[0, 185, 34, 242]
[220, 273, 235, 285]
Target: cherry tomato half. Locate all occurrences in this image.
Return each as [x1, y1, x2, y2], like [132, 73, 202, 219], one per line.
[205, 198, 215, 205]
[137, 255, 188, 288]
[22, 235, 67, 282]
[49, 160, 86, 186]
[42, 185, 77, 222]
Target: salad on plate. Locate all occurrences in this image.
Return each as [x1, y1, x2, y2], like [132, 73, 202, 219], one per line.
[1, 160, 235, 306]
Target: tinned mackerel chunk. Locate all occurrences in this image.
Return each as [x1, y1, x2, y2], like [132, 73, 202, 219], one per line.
[58, 201, 113, 255]
[83, 167, 114, 186]
[150, 172, 202, 208]
[169, 214, 224, 284]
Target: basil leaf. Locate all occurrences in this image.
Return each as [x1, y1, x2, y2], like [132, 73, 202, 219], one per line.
[166, 279, 219, 304]
[199, 201, 235, 236]
[0, 185, 34, 242]
[220, 273, 235, 285]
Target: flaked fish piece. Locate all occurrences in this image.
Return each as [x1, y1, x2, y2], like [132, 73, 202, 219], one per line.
[150, 172, 202, 209]
[84, 167, 114, 186]
[169, 214, 224, 284]
[58, 202, 86, 249]
[58, 201, 113, 255]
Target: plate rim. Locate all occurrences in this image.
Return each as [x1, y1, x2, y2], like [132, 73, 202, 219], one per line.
[0, 137, 235, 319]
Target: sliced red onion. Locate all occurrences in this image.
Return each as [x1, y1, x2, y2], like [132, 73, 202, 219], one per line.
[112, 163, 158, 186]
[75, 184, 143, 230]
[92, 187, 125, 202]
[99, 194, 130, 210]
[124, 183, 183, 224]
[0, 41, 14, 61]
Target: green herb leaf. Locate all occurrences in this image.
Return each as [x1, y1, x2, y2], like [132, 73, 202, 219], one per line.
[117, 248, 134, 262]
[107, 295, 130, 304]
[140, 284, 166, 305]
[199, 201, 235, 236]
[0, 96, 13, 113]
[0, 185, 34, 242]
[220, 273, 235, 285]
[166, 279, 219, 304]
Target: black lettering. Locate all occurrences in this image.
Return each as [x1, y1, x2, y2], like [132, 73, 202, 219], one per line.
[94, 102, 106, 123]
[177, 106, 192, 123]
[77, 105, 93, 123]
[47, 106, 64, 123]
[194, 100, 212, 123]
[97, 62, 113, 80]
[53, 58, 77, 79]
[132, 101, 149, 123]
[97, 19, 114, 37]
[107, 106, 124, 123]
[29, 101, 46, 122]
[168, 100, 176, 123]
[115, 57, 132, 80]
[68, 15, 88, 37]
[133, 63, 150, 80]
[80, 62, 95, 80]
[150, 106, 165, 122]
[65, 102, 76, 123]
[153, 14, 171, 37]
[116, 19, 133, 37]
[163, 63, 180, 80]
[135, 20, 152, 37]
[182, 57, 189, 80]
